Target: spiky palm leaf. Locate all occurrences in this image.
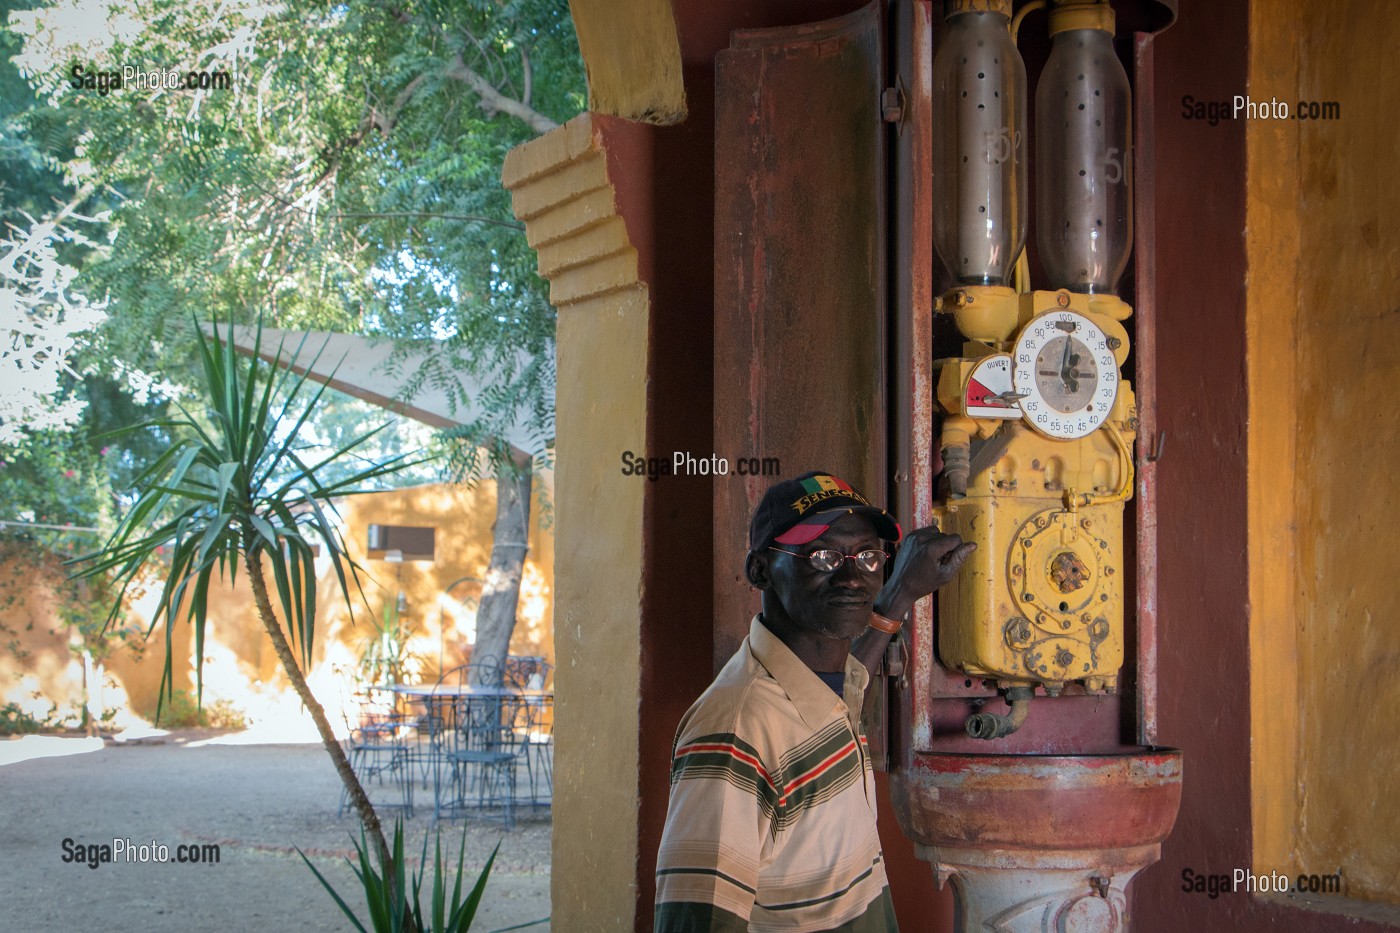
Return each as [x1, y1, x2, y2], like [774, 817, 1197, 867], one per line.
[75, 317, 419, 706]
[299, 821, 499, 933]
[72, 317, 426, 913]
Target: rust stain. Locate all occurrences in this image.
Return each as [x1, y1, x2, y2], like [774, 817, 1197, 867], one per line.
[713, 1, 885, 670]
[1050, 551, 1090, 594]
[891, 748, 1183, 851]
[906, 0, 938, 754]
[1132, 33, 1160, 747]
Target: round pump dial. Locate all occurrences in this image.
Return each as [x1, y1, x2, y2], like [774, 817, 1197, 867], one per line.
[1013, 310, 1118, 439]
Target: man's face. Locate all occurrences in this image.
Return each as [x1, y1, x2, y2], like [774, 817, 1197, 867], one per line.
[757, 512, 885, 641]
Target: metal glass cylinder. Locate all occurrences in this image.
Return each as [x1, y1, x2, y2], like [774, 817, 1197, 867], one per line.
[1035, 22, 1132, 294]
[931, 7, 1028, 287]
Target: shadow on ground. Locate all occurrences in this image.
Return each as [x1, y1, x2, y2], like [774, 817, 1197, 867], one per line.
[0, 730, 550, 932]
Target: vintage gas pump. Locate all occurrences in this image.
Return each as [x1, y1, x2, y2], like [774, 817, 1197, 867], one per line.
[706, 1, 1181, 926]
[888, 2, 1182, 929]
[929, 0, 1136, 735]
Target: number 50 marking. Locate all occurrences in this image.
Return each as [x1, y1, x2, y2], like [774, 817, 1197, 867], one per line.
[984, 127, 1021, 164]
[1104, 147, 1129, 184]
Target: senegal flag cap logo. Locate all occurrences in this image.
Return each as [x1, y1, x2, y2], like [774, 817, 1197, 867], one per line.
[748, 470, 902, 551]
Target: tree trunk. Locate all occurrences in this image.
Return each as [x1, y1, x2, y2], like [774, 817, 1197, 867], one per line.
[468, 460, 532, 687]
[241, 544, 406, 914]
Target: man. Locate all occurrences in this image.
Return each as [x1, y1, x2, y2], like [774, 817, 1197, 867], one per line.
[655, 471, 976, 932]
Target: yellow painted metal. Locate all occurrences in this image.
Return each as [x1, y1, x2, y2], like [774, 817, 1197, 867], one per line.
[933, 291, 1136, 691]
[948, 0, 1013, 18]
[1046, 0, 1114, 37]
[941, 285, 1021, 344]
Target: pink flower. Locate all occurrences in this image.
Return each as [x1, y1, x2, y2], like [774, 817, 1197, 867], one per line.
[100, 447, 110, 456]
[64, 470, 76, 478]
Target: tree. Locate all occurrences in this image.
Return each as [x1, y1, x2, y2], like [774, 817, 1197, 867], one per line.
[0, 213, 107, 443]
[77, 321, 419, 898]
[7, 0, 579, 669]
[8, 0, 575, 406]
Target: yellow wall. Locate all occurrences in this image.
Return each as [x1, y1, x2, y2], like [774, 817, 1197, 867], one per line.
[0, 545, 186, 729]
[1249, 0, 1400, 903]
[0, 479, 554, 732]
[569, 0, 686, 124]
[504, 114, 649, 931]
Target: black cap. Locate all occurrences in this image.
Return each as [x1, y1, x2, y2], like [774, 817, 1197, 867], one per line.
[748, 470, 902, 553]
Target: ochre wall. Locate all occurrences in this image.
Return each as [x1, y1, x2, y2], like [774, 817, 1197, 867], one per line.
[0, 543, 194, 729]
[1245, 0, 1301, 890]
[568, 0, 686, 123]
[1251, 0, 1400, 907]
[503, 115, 650, 930]
[1, 479, 554, 732]
[1133, 0, 1400, 929]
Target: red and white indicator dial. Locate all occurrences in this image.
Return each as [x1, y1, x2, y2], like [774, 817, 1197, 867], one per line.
[963, 354, 1024, 420]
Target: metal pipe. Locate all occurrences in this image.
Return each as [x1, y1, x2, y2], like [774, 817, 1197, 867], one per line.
[965, 685, 1034, 739]
[940, 416, 975, 498]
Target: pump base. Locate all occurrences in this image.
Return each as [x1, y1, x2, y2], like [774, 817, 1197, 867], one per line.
[920, 843, 1158, 932]
[892, 748, 1182, 932]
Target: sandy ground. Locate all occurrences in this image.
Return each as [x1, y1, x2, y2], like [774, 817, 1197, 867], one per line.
[0, 730, 551, 932]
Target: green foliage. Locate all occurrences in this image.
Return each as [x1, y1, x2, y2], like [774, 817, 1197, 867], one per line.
[0, 697, 117, 734]
[74, 318, 424, 709]
[286, 389, 441, 492]
[299, 821, 498, 933]
[357, 598, 422, 688]
[0, 701, 45, 735]
[6, 0, 580, 480]
[0, 0, 71, 227]
[149, 689, 248, 729]
[0, 374, 172, 533]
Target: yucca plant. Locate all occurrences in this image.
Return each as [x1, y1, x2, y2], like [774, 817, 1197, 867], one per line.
[74, 318, 421, 909]
[299, 820, 498, 933]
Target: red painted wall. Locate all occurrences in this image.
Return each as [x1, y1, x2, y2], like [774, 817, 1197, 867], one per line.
[625, 4, 918, 930]
[622, 0, 1400, 929]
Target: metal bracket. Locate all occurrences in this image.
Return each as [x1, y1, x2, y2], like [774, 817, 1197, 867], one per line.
[882, 76, 906, 134]
[1144, 430, 1167, 463]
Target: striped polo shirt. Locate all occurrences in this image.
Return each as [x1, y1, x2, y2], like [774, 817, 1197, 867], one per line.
[655, 616, 898, 932]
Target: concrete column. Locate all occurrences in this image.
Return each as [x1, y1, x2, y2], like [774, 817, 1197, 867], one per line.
[503, 114, 649, 929]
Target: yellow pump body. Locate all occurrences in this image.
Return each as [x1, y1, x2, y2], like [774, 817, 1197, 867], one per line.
[933, 289, 1136, 693]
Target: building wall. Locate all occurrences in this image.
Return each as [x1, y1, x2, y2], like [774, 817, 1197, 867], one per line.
[537, 1, 1400, 929]
[1131, 2, 1256, 926]
[1, 480, 554, 734]
[502, 114, 652, 930]
[0, 542, 192, 731]
[1134, 0, 1400, 928]
[1250, 0, 1400, 910]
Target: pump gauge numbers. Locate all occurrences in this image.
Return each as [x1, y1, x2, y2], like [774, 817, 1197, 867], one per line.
[1013, 311, 1118, 439]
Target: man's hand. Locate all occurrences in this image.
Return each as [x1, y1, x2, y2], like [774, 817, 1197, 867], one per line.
[872, 526, 976, 621]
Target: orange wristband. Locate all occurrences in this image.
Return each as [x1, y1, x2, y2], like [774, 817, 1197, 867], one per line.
[869, 611, 903, 634]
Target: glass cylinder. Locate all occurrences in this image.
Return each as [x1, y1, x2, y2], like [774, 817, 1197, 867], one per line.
[931, 7, 1028, 287]
[1035, 25, 1132, 294]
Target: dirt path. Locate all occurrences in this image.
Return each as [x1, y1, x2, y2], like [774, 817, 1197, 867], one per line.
[0, 731, 551, 932]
